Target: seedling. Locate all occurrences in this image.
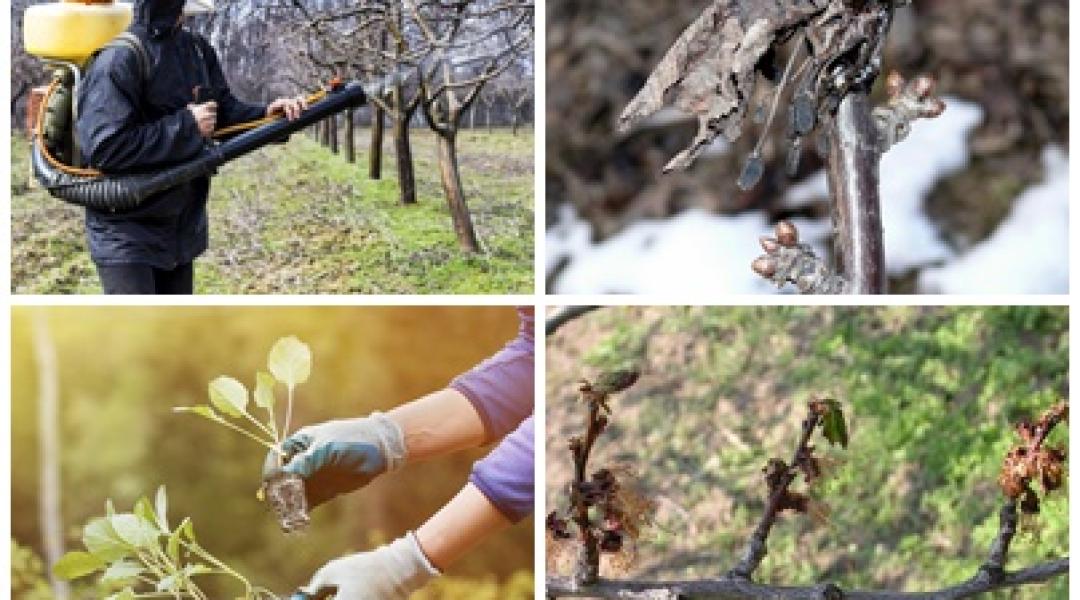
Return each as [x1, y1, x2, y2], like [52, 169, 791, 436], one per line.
[53, 486, 279, 599]
[174, 336, 313, 533]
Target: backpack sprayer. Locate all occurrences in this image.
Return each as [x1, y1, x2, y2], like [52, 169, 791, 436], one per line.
[24, 0, 369, 213]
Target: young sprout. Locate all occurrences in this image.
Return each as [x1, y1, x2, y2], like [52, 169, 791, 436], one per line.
[52, 486, 280, 600]
[174, 336, 313, 532]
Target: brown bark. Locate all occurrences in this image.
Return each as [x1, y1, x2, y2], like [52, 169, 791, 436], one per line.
[435, 130, 481, 252]
[825, 92, 886, 294]
[344, 108, 355, 164]
[369, 105, 384, 179]
[392, 101, 417, 205]
[329, 114, 339, 154]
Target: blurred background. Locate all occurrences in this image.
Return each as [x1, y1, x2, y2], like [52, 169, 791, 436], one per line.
[546, 1, 1068, 294]
[546, 306, 1068, 597]
[12, 306, 533, 599]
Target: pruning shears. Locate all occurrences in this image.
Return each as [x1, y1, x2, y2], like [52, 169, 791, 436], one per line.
[289, 585, 338, 600]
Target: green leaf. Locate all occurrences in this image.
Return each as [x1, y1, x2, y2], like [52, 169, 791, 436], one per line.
[180, 517, 197, 543]
[167, 529, 181, 563]
[254, 371, 277, 411]
[155, 485, 169, 530]
[83, 518, 130, 562]
[100, 560, 144, 585]
[208, 376, 249, 418]
[134, 497, 158, 531]
[109, 513, 159, 549]
[267, 336, 311, 389]
[52, 551, 105, 580]
[821, 400, 848, 448]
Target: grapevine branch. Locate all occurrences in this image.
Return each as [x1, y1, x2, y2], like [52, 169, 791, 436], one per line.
[547, 400, 1069, 599]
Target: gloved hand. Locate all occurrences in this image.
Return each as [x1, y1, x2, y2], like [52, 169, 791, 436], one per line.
[295, 532, 440, 600]
[266, 412, 407, 509]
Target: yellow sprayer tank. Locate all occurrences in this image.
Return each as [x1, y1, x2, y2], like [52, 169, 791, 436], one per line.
[24, 0, 133, 65]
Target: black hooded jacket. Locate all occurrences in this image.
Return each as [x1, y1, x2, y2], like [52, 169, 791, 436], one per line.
[77, 0, 266, 268]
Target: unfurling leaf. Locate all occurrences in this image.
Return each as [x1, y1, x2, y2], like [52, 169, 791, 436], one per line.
[268, 336, 312, 389]
[820, 400, 848, 448]
[52, 551, 105, 580]
[595, 369, 640, 394]
[208, 376, 249, 418]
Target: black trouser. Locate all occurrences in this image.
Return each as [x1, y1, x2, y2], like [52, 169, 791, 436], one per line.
[96, 262, 194, 294]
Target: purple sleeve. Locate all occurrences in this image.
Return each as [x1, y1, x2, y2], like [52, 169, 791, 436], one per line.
[470, 416, 534, 522]
[450, 308, 534, 442]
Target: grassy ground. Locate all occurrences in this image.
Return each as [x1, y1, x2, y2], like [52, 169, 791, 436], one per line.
[11, 127, 534, 294]
[546, 307, 1068, 598]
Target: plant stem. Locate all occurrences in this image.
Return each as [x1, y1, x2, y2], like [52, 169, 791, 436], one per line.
[240, 409, 277, 441]
[211, 416, 283, 455]
[181, 540, 253, 597]
[571, 396, 606, 584]
[727, 407, 822, 580]
[284, 386, 295, 440]
[825, 92, 885, 293]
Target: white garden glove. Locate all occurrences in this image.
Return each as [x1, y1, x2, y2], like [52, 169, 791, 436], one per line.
[297, 532, 441, 600]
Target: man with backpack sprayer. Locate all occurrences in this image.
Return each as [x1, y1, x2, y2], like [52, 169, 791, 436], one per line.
[76, 0, 307, 294]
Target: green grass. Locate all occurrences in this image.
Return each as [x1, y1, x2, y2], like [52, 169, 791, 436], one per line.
[11, 127, 534, 294]
[546, 307, 1068, 598]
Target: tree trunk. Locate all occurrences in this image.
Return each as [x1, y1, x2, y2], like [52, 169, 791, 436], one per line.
[485, 105, 492, 132]
[469, 105, 476, 130]
[435, 130, 481, 253]
[320, 118, 329, 146]
[344, 108, 355, 163]
[329, 115, 339, 154]
[369, 105, 384, 179]
[33, 311, 69, 599]
[825, 92, 885, 294]
[392, 104, 417, 205]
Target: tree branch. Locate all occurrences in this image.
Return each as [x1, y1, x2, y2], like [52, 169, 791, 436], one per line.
[547, 559, 1068, 599]
[726, 408, 822, 580]
[546, 306, 600, 336]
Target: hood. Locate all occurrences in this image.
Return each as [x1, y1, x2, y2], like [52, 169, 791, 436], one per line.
[133, 0, 186, 38]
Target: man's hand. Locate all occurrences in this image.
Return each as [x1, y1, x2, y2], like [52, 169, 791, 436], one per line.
[295, 533, 439, 600]
[267, 95, 308, 120]
[187, 101, 217, 137]
[264, 412, 406, 509]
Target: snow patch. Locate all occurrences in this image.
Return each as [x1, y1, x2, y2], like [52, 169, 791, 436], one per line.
[918, 146, 1069, 294]
[550, 208, 776, 294]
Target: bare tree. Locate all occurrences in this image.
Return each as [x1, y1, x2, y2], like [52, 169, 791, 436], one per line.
[412, 0, 534, 252]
